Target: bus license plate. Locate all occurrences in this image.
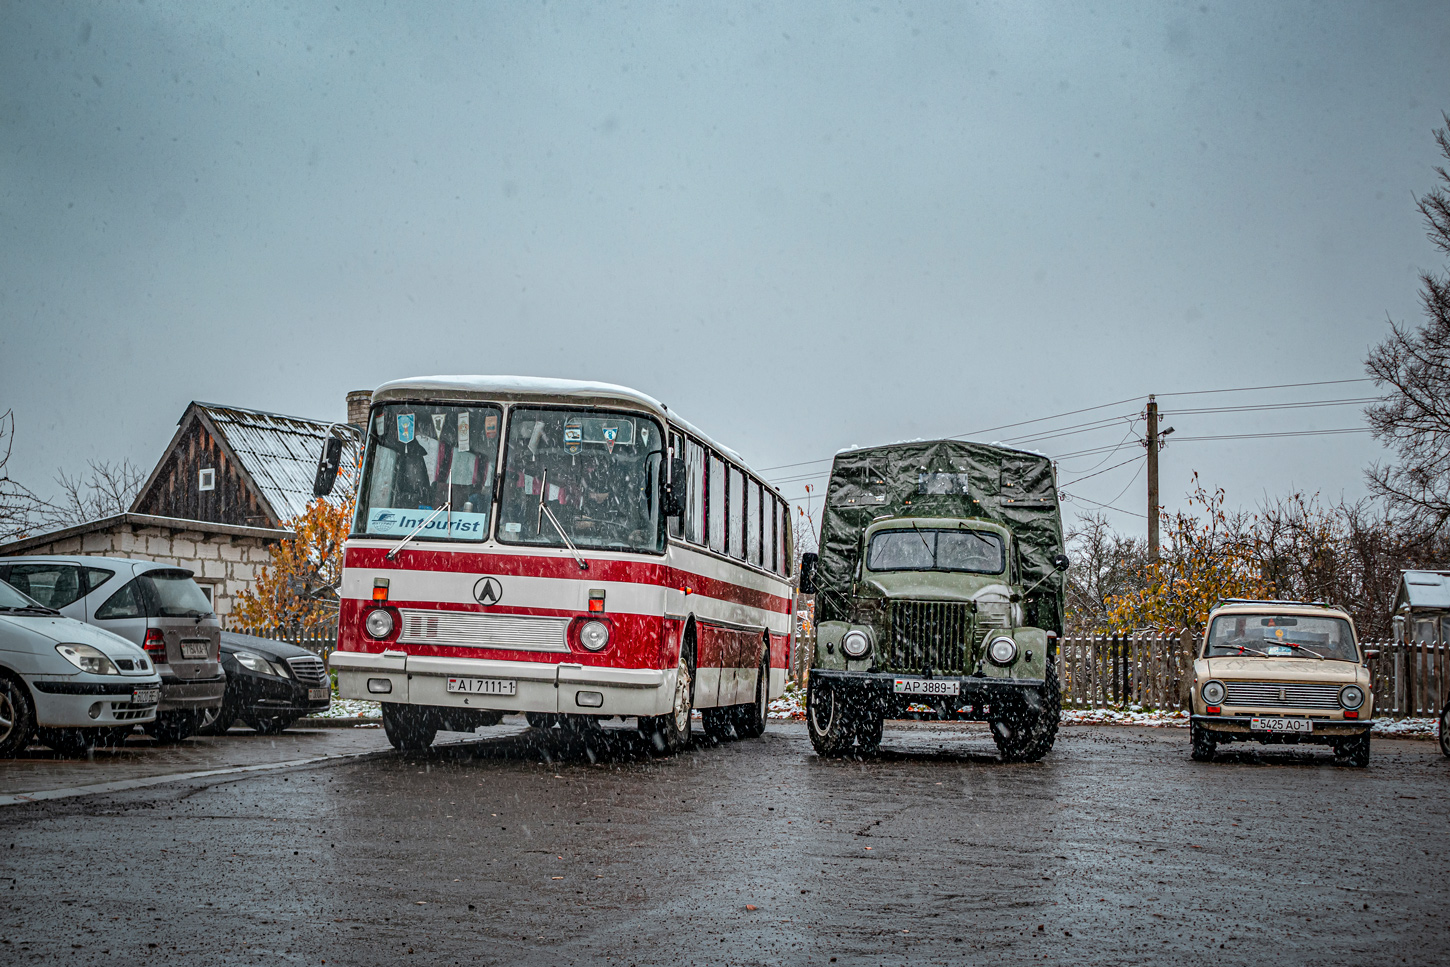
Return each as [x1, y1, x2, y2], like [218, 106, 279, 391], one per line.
[1250, 717, 1313, 733]
[131, 688, 159, 705]
[893, 678, 959, 696]
[307, 687, 331, 702]
[447, 678, 517, 696]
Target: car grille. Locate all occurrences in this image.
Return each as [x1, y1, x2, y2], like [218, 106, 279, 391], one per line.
[110, 702, 153, 721]
[885, 600, 974, 673]
[397, 609, 570, 653]
[1222, 681, 1343, 710]
[285, 655, 327, 687]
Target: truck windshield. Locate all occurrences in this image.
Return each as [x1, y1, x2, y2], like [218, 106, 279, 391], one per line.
[1206, 614, 1359, 662]
[866, 528, 1004, 574]
[497, 406, 665, 554]
[354, 401, 503, 543]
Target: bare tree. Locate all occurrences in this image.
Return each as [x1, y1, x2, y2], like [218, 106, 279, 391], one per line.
[0, 410, 48, 542]
[1064, 511, 1148, 634]
[1365, 113, 1450, 535]
[38, 459, 146, 529]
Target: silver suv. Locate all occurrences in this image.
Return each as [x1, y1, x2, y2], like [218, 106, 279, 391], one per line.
[0, 556, 223, 741]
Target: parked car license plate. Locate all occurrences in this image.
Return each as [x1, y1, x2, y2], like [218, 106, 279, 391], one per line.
[893, 678, 960, 696]
[447, 677, 517, 696]
[307, 687, 331, 702]
[1250, 716, 1313, 733]
[179, 641, 210, 659]
[131, 687, 159, 705]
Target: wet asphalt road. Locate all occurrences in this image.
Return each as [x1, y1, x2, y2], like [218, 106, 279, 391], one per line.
[2, 721, 1447, 966]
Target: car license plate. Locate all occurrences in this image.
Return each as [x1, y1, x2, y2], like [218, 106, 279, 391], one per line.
[180, 641, 210, 660]
[1250, 716, 1313, 733]
[893, 678, 960, 696]
[132, 688, 159, 705]
[308, 687, 331, 702]
[447, 677, 517, 696]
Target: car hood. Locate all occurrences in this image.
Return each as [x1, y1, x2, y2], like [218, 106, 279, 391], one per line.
[220, 631, 316, 661]
[0, 612, 147, 660]
[1202, 656, 1363, 683]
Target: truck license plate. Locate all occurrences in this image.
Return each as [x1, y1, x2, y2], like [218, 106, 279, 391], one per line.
[447, 678, 517, 696]
[307, 687, 331, 702]
[180, 641, 210, 659]
[893, 678, 960, 696]
[1250, 716, 1313, 733]
[131, 688, 159, 705]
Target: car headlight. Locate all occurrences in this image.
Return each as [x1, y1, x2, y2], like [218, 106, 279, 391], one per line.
[1201, 680, 1226, 706]
[842, 630, 871, 658]
[986, 636, 1018, 666]
[579, 619, 610, 651]
[1339, 684, 1365, 710]
[55, 643, 120, 675]
[365, 608, 396, 640]
[233, 651, 280, 676]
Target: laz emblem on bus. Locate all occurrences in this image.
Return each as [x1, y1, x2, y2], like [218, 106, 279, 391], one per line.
[473, 576, 503, 606]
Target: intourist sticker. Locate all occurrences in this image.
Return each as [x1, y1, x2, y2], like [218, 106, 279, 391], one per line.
[366, 507, 488, 540]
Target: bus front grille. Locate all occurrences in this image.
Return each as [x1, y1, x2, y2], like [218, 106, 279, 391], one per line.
[886, 601, 974, 674]
[397, 610, 571, 653]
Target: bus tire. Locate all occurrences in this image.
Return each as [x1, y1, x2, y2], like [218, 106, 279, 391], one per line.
[641, 653, 693, 754]
[733, 656, 768, 739]
[701, 707, 734, 740]
[807, 678, 854, 757]
[525, 712, 560, 729]
[382, 703, 437, 751]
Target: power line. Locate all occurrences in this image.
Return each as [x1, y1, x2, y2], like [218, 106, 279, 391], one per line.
[1058, 455, 1144, 488]
[1161, 397, 1377, 417]
[1061, 491, 1148, 519]
[1158, 377, 1373, 398]
[1171, 427, 1372, 443]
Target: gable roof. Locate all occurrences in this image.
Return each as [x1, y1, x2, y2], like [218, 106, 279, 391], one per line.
[1396, 569, 1450, 612]
[132, 402, 360, 529]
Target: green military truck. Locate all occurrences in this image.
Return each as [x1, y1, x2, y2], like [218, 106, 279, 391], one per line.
[799, 439, 1069, 761]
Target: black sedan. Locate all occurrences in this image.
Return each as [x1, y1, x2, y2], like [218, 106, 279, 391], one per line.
[198, 632, 332, 735]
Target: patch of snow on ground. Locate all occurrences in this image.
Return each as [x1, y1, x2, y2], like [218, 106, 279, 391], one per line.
[1061, 707, 1190, 727]
[1372, 717, 1439, 736]
[313, 698, 382, 719]
[768, 681, 806, 720]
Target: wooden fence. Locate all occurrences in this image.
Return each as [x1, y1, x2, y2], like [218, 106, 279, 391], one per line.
[1371, 640, 1448, 718]
[1059, 632, 1196, 710]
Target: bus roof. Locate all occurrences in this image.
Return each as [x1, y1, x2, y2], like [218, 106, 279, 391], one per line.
[371, 375, 757, 485]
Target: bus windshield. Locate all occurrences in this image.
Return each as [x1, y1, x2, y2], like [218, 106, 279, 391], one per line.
[355, 401, 503, 543]
[497, 406, 665, 554]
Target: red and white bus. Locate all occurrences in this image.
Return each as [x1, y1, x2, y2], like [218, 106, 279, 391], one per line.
[329, 376, 794, 752]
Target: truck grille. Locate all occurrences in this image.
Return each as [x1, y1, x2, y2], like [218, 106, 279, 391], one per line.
[886, 601, 974, 673]
[397, 609, 570, 653]
[285, 655, 327, 687]
[1222, 681, 1342, 710]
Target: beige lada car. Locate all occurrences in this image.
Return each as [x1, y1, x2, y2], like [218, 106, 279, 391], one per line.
[1190, 600, 1374, 767]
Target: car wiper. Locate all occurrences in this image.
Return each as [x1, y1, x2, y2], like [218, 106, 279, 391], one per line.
[0, 604, 59, 616]
[1219, 643, 1267, 656]
[1281, 642, 1327, 659]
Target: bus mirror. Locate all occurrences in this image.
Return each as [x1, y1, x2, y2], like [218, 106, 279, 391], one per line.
[799, 552, 818, 594]
[312, 436, 345, 497]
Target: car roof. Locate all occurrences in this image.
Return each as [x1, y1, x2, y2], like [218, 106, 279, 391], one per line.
[0, 554, 189, 574]
[1209, 601, 1353, 621]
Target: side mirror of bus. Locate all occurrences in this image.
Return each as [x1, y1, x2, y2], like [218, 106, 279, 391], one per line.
[799, 552, 818, 595]
[312, 436, 345, 497]
[663, 456, 686, 517]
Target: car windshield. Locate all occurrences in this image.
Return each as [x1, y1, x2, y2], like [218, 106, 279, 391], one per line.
[866, 528, 1005, 574]
[1206, 613, 1359, 662]
[0, 579, 45, 609]
[140, 571, 214, 617]
[354, 401, 503, 544]
[497, 406, 665, 554]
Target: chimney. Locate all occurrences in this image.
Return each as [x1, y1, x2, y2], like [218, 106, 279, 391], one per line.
[346, 390, 372, 428]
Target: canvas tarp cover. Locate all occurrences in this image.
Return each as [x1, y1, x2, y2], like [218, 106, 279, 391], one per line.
[816, 440, 1065, 630]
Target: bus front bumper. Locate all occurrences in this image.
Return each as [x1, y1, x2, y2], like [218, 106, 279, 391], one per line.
[330, 651, 673, 718]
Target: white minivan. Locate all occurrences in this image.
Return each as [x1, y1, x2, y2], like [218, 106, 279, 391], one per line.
[0, 578, 162, 756]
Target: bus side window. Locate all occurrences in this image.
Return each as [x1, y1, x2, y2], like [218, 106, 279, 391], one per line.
[708, 454, 726, 554]
[685, 439, 706, 545]
[775, 496, 786, 575]
[668, 432, 685, 539]
[728, 466, 745, 560]
[746, 479, 762, 566]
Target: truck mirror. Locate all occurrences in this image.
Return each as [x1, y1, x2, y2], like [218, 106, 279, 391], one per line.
[1363, 647, 1381, 662]
[312, 436, 345, 497]
[799, 552, 818, 595]
[1051, 553, 1071, 571]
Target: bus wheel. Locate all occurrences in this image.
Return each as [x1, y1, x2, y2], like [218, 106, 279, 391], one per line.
[641, 654, 693, 754]
[525, 712, 560, 729]
[733, 658, 769, 739]
[701, 708, 733, 740]
[382, 703, 437, 752]
[807, 678, 854, 757]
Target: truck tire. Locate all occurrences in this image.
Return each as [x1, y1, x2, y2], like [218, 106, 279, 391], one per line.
[807, 678, 855, 757]
[0, 673, 36, 758]
[733, 657, 769, 739]
[382, 703, 437, 751]
[991, 659, 1060, 763]
[855, 711, 884, 753]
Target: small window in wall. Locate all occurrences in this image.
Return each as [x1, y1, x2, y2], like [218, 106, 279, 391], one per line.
[199, 468, 216, 492]
[707, 454, 726, 554]
[746, 480, 762, 566]
[195, 584, 215, 605]
[728, 466, 745, 560]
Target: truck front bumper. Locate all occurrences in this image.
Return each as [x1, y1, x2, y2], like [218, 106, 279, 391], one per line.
[810, 669, 1046, 719]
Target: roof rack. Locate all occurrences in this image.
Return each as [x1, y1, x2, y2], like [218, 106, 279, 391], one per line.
[1215, 598, 1334, 609]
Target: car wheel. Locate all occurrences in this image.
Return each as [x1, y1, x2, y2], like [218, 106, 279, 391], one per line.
[382, 703, 437, 752]
[1439, 699, 1450, 759]
[807, 678, 854, 757]
[145, 710, 201, 743]
[733, 657, 769, 739]
[992, 658, 1061, 763]
[1334, 732, 1370, 768]
[245, 713, 296, 735]
[639, 654, 693, 754]
[37, 727, 102, 757]
[525, 712, 560, 729]
[196, 703, 237, 736]
[1190, 722, 1217, 761]
[0, 673, 36, 758]
[700, 707, 734, 740]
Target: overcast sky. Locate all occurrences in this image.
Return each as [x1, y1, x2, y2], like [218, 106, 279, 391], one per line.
[2, 0, 1448, 539]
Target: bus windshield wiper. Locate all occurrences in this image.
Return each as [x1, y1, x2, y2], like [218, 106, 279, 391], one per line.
[536, 471, 588, 571]
[386, 501, 451, 561]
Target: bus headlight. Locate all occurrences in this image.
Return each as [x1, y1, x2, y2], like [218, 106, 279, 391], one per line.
[842, 630, 871, 658]
[1201, 680, 1225, 706]
[579, 620, 610, 651]
[365, 608, 395, 640]
[986, 636, 1017, 666]
[1339, 684, 1365, 710]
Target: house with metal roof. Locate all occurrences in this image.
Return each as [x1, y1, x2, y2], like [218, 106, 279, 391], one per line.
[1393, 569, 1450, 644]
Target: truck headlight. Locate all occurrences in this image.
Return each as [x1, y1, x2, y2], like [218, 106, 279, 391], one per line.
[986, 636, 1017, 666]
[579, 620, 610, 651]
[365, 608, 396, 640]
[55, 643, 120, 675]
[1339, 684, 1365, 710]
[1201, 680, 1225, 706]
[842, 630, 871, 658]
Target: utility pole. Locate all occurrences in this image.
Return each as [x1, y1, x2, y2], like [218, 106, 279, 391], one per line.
[1146, 396, 1159, 563]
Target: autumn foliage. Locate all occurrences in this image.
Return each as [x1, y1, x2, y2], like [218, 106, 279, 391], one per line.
[232, 494, 354, 639]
